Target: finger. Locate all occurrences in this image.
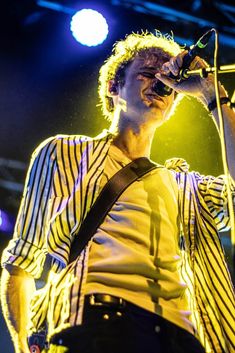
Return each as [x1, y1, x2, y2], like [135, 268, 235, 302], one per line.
[189, 55, 208, 70]
[170, 57, 179, 76]
[175, 54, 183, 69]
[161, 62, 171, 75]
[161, 59, 178, 77]
[161, 53, 184, 77]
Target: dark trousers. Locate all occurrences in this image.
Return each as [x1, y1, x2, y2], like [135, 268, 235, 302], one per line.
[50, 296, 205, 353]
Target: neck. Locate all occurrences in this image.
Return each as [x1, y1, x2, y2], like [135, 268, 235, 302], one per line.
[111, 117, 156, 160]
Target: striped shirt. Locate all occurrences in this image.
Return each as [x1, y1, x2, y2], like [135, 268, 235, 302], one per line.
[1, 131, 235, 353]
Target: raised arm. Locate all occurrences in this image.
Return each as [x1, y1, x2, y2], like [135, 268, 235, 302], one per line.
[0, 137, 57, 353]
[155, 51, 235, 180]
[199, 82, 235, 180]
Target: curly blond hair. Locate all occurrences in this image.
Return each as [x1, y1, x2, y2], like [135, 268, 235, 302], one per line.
[98, 30, 182, 120]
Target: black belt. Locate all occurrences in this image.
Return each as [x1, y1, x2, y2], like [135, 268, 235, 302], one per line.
[50, 294, 128, 346]
[86, 294, 127, 309]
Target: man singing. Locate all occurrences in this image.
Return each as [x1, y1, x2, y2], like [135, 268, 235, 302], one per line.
[1, 31, 235, 353]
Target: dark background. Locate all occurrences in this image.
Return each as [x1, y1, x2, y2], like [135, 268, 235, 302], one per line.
[0, 1, 234, 352]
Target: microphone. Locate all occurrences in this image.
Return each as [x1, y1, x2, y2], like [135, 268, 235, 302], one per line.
[152, 29, 214, 97]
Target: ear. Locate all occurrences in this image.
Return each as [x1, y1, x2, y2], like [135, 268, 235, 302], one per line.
[107, 80, 119, 97]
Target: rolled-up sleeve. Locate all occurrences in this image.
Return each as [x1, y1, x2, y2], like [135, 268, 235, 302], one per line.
[196, 173, 235, 232]
[1, 136, 57, 278]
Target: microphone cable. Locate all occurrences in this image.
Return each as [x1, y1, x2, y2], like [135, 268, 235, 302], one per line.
[212, 28, 235, 276]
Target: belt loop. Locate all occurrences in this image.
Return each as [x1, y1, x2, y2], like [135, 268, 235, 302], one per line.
[89, 294, 103, 306]
[88, 294, 126, 308]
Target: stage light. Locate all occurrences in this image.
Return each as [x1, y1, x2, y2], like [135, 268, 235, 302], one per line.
[0, 209, 14, 233]
[70, 9, 109, 47]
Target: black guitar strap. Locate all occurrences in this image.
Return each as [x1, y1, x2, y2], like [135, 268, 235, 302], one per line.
[69, 157, 158, 263]
[29, 157, 158, 352]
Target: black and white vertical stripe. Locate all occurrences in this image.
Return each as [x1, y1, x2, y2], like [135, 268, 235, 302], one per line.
[1, 134, 235, 353]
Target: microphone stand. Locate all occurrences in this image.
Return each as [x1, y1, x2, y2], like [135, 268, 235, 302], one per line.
[183, 63, 235, 77]
[182, 64, 235, 108]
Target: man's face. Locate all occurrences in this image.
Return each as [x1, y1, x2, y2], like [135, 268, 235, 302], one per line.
[116, 50, 175, 127]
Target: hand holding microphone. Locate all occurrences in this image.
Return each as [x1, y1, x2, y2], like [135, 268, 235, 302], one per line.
[153, 29, 214, 97]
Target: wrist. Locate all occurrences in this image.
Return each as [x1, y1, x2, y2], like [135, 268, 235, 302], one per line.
[15, 336, 30, 353]
[208, 97, 231, 112]
[198, 77, 228, 107]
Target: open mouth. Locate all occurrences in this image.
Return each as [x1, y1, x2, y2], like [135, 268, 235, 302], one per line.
[144, 94, 165, 105]
[146, 94, 158, 100]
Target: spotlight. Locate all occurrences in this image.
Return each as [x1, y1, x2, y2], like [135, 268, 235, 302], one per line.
[70, 9, 109, 47]
[0, 209, 14, 234]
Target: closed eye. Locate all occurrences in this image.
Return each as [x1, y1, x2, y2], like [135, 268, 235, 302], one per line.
[139, 72, 156, 79]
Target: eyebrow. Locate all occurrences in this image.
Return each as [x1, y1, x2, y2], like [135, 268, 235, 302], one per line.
[138, 66, 158, 71]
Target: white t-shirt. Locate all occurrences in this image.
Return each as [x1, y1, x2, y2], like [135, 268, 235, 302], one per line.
[85, 144, 194, 334]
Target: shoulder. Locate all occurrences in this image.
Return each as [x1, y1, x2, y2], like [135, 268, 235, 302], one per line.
[32, 131, 111, 157]
[33, 134, 92, 152]
[164, 157, 231, 191]
[34, 130, 112, 152]
[29, 131, 112, 170]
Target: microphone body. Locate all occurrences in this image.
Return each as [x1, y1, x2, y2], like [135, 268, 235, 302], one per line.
[152, 29, 213, 97]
